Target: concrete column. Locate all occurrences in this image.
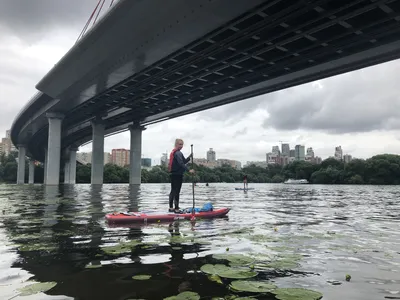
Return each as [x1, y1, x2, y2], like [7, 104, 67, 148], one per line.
[45, 112, 64, 185]
[44, 148, 48, 184]
[91, 118, 105, 185]
[64, 161, 70, 184]
[16, 144, 26, 184]
[28, 160, 35, 184]
[65, 146, 78, 184]
[129, 124, 145, 185]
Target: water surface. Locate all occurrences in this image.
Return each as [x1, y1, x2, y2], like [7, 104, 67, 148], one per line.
[0, 183, 399, 300]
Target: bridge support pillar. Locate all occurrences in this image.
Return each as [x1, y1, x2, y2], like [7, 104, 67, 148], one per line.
[28, 160, 35, 184]
[45, 112, 64, 185]
[17, 144, 26, 184]
[64, 146, 78, 184]
[64, 161, 70, 184]
[129, 124, 145, 185]
[91, 118, 104, 185]
[44, 148, 48, 184]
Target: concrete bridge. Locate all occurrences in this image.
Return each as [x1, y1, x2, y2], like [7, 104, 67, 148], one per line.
[10, 0, 400, 185]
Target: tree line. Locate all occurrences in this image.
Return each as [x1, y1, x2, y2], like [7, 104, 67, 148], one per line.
[1, 152, 400, 185]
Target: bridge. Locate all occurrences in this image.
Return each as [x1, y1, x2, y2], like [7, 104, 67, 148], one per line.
[10, 0, 400, 185]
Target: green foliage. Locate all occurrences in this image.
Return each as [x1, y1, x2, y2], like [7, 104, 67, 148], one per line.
[2, 153, 400, 185]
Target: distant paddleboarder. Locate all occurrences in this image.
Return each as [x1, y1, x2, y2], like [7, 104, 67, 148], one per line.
[243, 175, 248, 190]
[168, 138, 195, 213]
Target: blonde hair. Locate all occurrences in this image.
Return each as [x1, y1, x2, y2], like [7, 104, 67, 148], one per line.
[175, 138, 184, 146]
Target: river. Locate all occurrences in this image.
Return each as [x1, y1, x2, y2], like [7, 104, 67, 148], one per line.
[0, 183, 399, 300]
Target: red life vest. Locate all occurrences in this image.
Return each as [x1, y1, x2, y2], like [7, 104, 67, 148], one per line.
[168, 148, 178, 172]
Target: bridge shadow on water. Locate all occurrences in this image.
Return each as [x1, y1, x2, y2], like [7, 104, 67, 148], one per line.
[0, 184, 315, 300]
[2, 183, 399, 299]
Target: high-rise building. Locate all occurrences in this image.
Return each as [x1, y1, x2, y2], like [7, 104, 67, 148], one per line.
[217, 158, 241, 169]
[334, 146, 343, 161]
[111, 149, 130, 167]
[272, 146, 280, 155]
[206, 148, 216, 162]
[104, 152, 111, 164]
[281, 143, 290, 157]
[343, 154, 352, 163]
[305, 147, 315, 162]
[289, 149, 295, 158]
[295, 145, 305, 161]
[279, 156, 290, 166]
[314, 156, 322, 164]
[266, 152, 279, 164]
[0, 129, 16, 156]
[160, 153, 168, 166]
[193, 158, 241, 169]
[141, 158, 152, 167]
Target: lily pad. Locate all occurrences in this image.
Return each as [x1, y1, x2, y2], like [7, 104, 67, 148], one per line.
[208, 274, 223, 284]
[272, 288, 323, 300]
[164, 291, 200, 300]
[132, 275, 151, 280]
[230, 280, 277, 293]
[18, 243, 58, 252]
[18, 282, 57, 296]
[170, 235, 195, 244]
[248, 234, 280, 243]
[276, 253, 303, 261]
[85, 264, 102, 269]
[213, 254, 255, 266]
[101, 240, 139, 255]
[200, 264, 257, 279]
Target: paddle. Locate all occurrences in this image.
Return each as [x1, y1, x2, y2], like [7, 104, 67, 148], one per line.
[190, 144, 195, 221]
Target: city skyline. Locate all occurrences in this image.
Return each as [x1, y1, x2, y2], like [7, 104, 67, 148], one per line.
[0, 127, 374, 167]
[2, 2, 400, 166]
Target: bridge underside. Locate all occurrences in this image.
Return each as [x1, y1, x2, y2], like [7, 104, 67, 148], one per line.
[23, 0, 400, 161]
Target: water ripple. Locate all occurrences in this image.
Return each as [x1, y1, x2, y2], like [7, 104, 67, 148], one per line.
[0, 183, 399, 300]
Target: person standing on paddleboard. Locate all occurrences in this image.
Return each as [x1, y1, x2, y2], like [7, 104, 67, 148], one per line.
[243, 175, 248, 189]
[168, 138, 195, 213]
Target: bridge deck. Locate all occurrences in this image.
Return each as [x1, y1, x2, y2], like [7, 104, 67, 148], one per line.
[11, 0, 400, 161]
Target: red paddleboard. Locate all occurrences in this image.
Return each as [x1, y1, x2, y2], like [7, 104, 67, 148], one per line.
[105, 207, 230, 224]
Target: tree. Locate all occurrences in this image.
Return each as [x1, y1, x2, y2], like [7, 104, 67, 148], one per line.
[2, 152, 400, 185]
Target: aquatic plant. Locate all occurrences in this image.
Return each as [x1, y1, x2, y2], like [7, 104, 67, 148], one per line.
[17, 281, 57, 296]
[100, 239, 139, 255]
[85, 263, 102, 269]
[229, 280, 277, 293]
[132, 275, 152, 280]
[212, 254, 255, 266]
[163, 291, 200, 300]
[200, 264, 257, 279]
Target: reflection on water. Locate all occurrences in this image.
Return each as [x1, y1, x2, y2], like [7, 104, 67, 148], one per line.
[0, 183, 399, 300]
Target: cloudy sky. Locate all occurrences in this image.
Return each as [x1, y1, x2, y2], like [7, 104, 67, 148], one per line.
[1, 0, 400, 166]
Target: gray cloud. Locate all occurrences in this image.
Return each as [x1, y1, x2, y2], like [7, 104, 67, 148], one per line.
[261, 60, 400, 134]
[195, 59, 400, 134]
[195, 94, 272, 123]
[233, 127, 247, 138]
[0, 0, 102, 41]
[0, 0, 106, 136]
